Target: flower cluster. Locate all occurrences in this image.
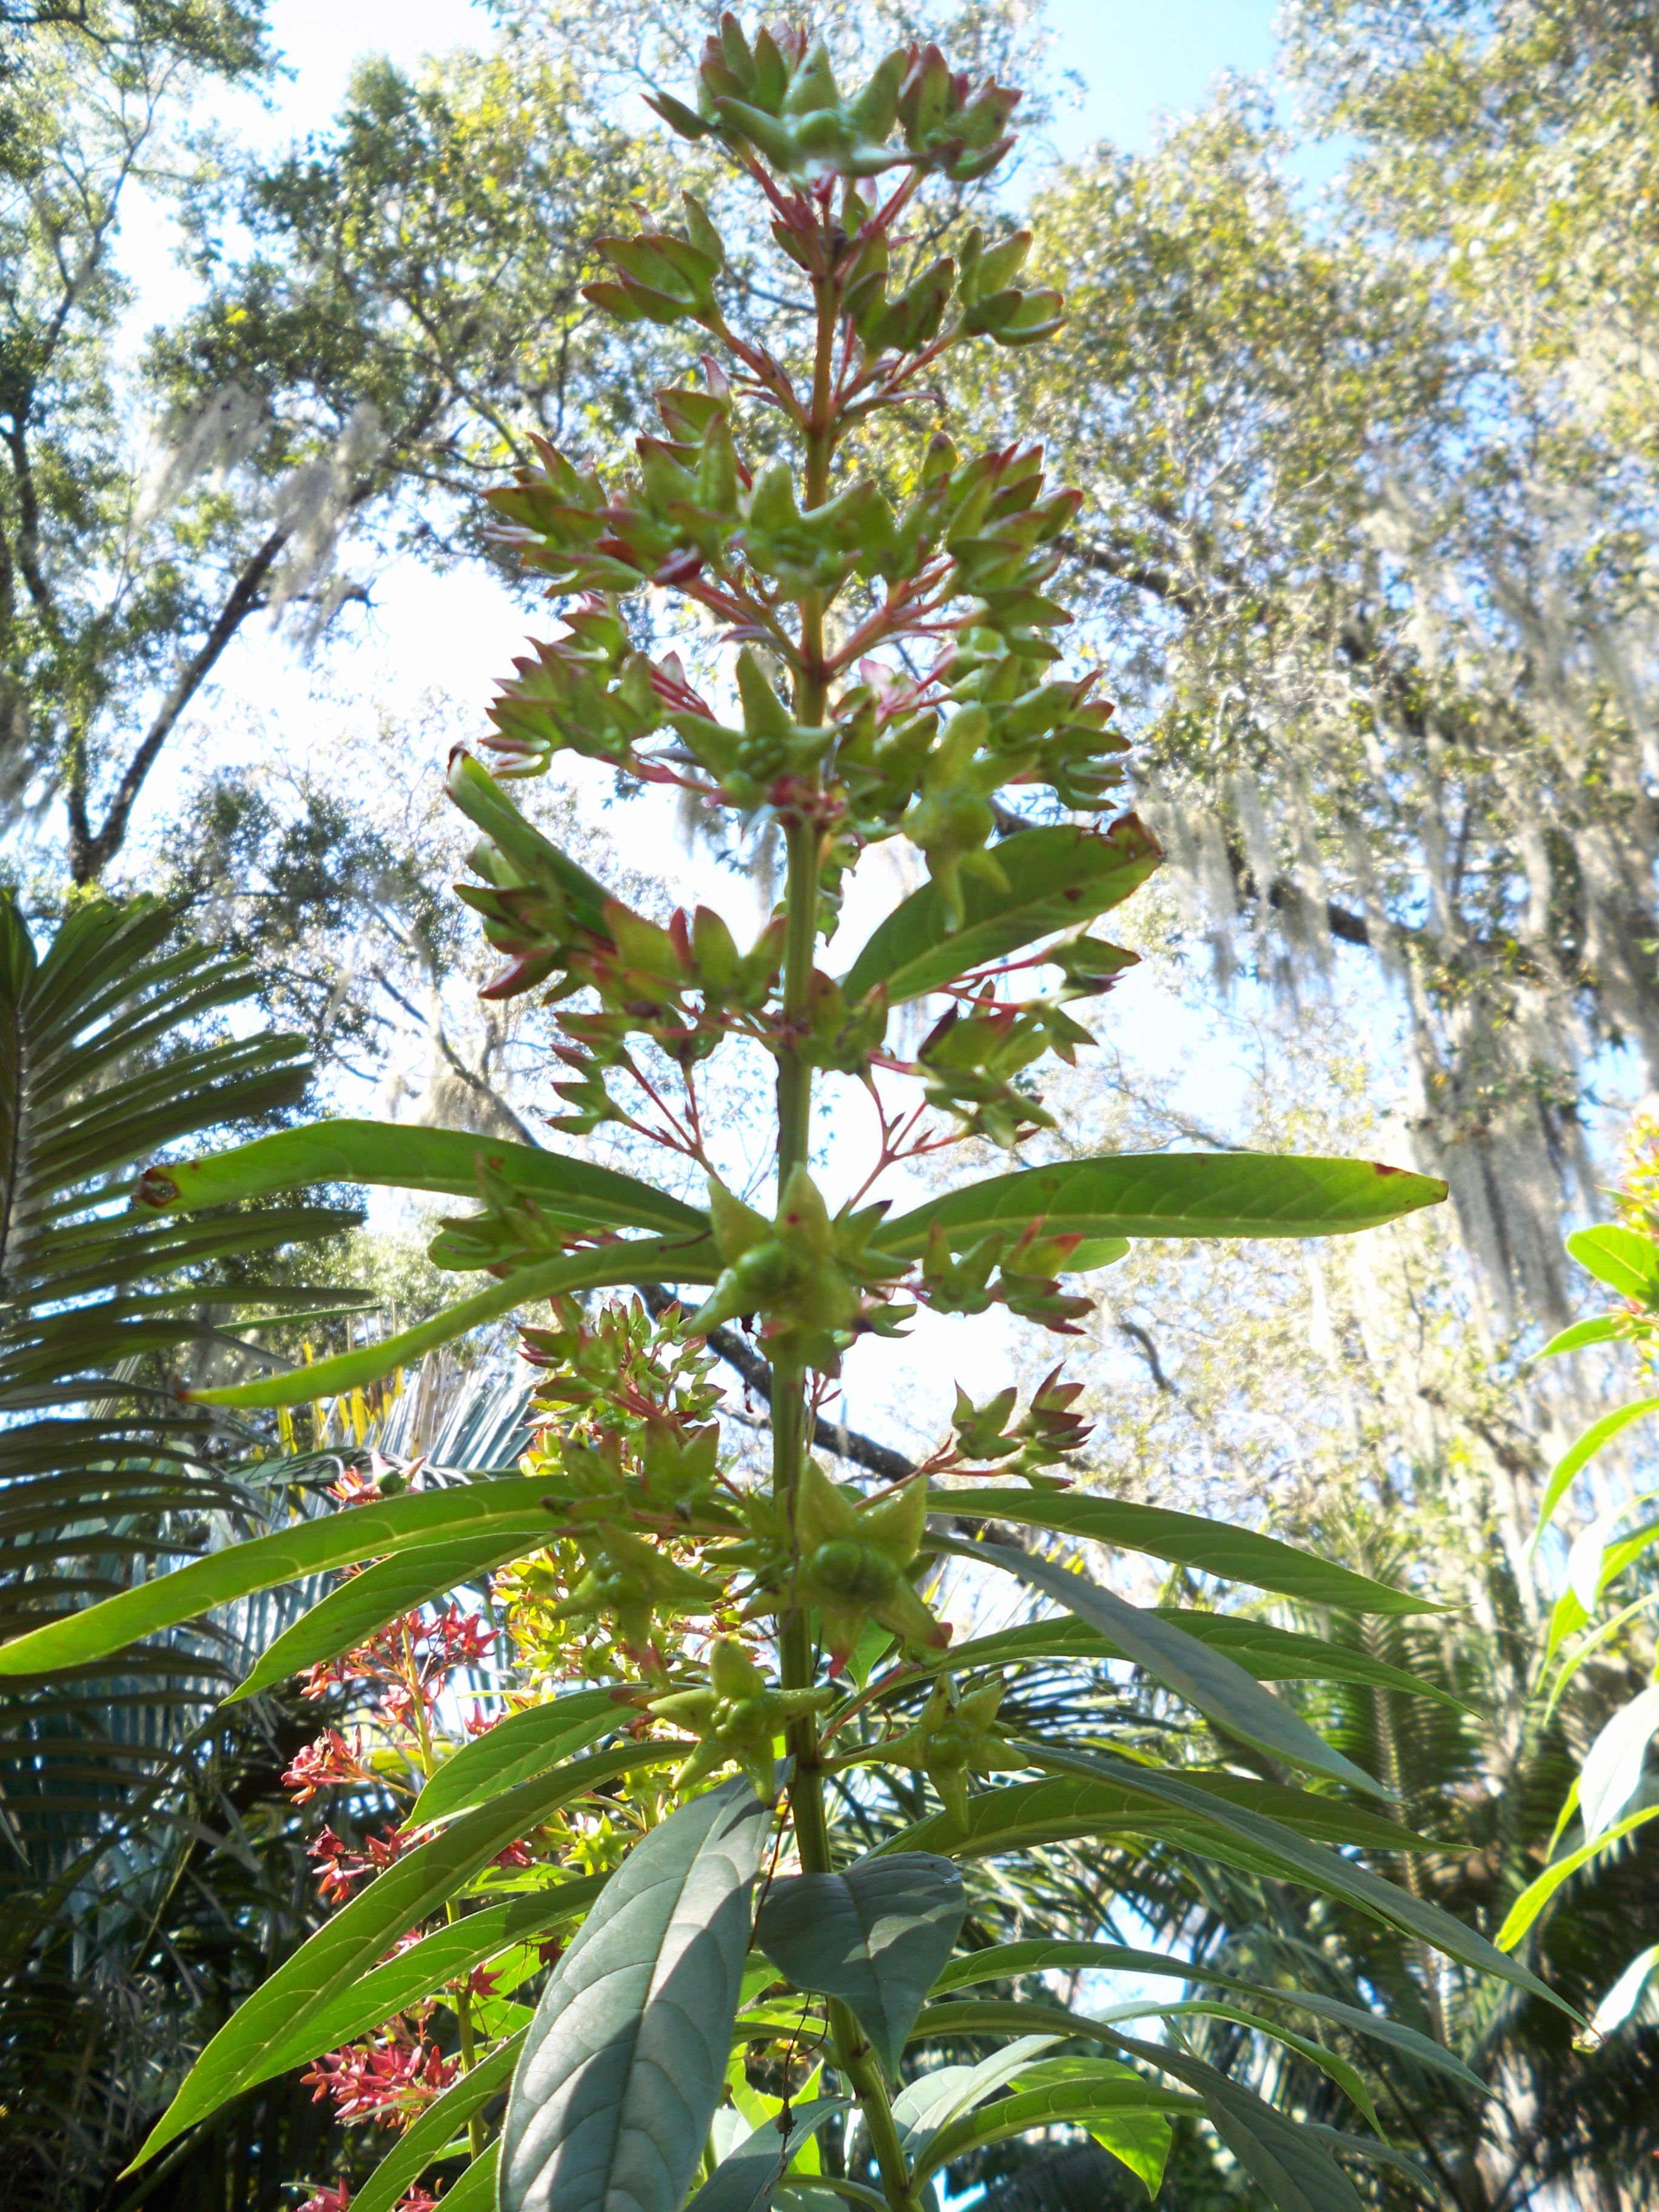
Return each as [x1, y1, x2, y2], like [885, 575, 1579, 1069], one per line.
[306, 1822, 407, 1907]
[301, 2016, 458, 2128]
[300, 1603, 496, 1720]
[283, 1727, 374, 1803]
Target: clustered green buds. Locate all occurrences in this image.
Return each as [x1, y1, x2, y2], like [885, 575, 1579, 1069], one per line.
[880, 1675, 1019, 1831]
[916, 994, 1094, 1147]
[914, 1218, 1094, 1335]
[648, 21, 1020, 188]
[946, 1367, 1093, 1486]
[794, 1461, 948, 1673]
[649, 1637, 834, 1797]
[686, 1165, 910, 1374]
[539, 1526, 725, 1672]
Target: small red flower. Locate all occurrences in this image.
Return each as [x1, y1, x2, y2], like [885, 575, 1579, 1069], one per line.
[297, 2184, 350, 2212]
[328, 1464, 382, 1505]
[492, 1838, 535, 1871]
[283, 1728, 372, 1802]
[301, 2019, 458, 2127]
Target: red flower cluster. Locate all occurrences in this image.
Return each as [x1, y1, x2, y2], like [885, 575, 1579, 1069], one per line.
[307, 1823, 407, 1906]
[301, 1604, 497, 1716]
[283, 1728, 373, 1803]
[327, 1462, 384, 1505]
[301, 2016, 458, 2127]
[298, 2183, 440, 2212]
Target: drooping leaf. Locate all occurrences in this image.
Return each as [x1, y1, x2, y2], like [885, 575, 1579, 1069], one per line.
[886, 1745, 1562, 2008]
[227, 1532, 536, 1700]
[753, 1852, 964, 2078]
[187, 1233, 721, 1406]
[1068, 2009, 1382, 2134]
[930, 1489, 1438, 1614]
[122, 1743, 690, 2168]
[350, 2031, 526, 2212]
[411, 1689, 640, 1826]
[876, 1152, 1446, 1258]
[839, 823, 1158, 1006]
[930, 1942, 1492, 2098]
[500, 1776, 771, 2212]
[685, 2099, 851, 2212]
[886, 1768, 1423, 1871]
[948, 1538, 1390, 1796]
[137, 1118, 709, 1238]
[0, 1476, 564, 1677]
[908, 2070, 1193, 2191]
[1017, 1748, 1567, 2008]
[927, 1610, 1475, 1709]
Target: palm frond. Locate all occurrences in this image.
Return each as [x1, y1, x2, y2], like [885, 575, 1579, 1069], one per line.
[0, 890, 362, 1900]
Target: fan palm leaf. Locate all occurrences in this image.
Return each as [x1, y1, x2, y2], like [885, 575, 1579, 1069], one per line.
[0, 889, 361, 1916]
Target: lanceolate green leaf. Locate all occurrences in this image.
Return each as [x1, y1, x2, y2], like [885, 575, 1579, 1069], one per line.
[754, 1853, 965, 2077]
[136, 1119, 708, 1239]
[909, 2072, 1195, 2188]
[949, 1538, 1390, 1798]
[1019, 1748, 1565, 2009]
[411, 1688, 642, 1826]
[252, 1881, 603, 2094]
[876, 1152, 1446, 1258]
[1566, 1224, 1659, 1302]
[840, 822, 1158, 1006]
[1117, 2033, 1364, 2212]
[350, 2031, 526, 2212]
[686, 2099, 852, 2212]
[887, 1767, 1423, 1866]
[0, 1477, 565, 1677]
[932, 1610, 1473, 1709]
[122, 1744, 691, 2170]
[187, 1234, 721, 1406]
[500, 1776, 771, 2212]
[227, 1532, 538, 1701]
[930, 1942, 1492, 2099]
[931, 1489, 1437, 1614]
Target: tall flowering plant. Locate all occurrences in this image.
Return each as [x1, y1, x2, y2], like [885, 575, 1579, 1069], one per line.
[3, 21, 1567, 2211]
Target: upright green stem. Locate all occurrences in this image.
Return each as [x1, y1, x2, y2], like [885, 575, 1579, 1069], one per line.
[769, 244, 920, 2212]
[403, 1622, 484, 2158]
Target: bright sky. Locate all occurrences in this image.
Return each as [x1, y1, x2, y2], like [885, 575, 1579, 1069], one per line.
[114, 0, 1386, 1461]
[120, 0, 1298, 863]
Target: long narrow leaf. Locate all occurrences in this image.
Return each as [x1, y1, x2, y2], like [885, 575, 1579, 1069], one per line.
[138, 1119, 709, 1238]
[945, 1537, 1390, 1797]
[930, 1489, 1437, 1614]
[876, 1153, 1446, 1257]
[187, 1235, 720, 1407]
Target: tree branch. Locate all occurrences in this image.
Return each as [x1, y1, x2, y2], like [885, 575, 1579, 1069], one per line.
[638, 1284, 917, 1483]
